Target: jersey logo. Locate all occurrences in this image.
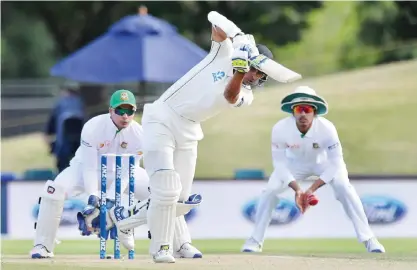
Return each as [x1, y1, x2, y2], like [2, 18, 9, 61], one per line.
[313, 143, 320, 149]
[328, 142, 340, 150]
[47, 186, 55, 194]
[81, 139, 92, 147]
[120, 92, 128, 100]
[98, 140, 111, 149]
[212, 71, 225, 82]
[286, 143, 300, 149]
[121, 142, 128, 149]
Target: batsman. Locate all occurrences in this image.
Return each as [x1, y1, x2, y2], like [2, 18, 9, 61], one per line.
[80, 11, 300, 263]
[30, 90, 151, 258]
[241, 86, 385, 253]
[128, 11, 300, 263]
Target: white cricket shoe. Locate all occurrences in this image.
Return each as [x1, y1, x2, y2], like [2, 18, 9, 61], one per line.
[364, 237, 385, 253]
[174, 243, 203, 258]
[30, 244, 54, 259]
[153, 247, 175, 263]
[241, 237, 262, 253]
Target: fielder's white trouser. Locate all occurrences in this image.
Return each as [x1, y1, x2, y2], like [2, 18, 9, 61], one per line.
[33, 162, 149, 253]
[142, 120, 198, 255]
[250, 162, 374, 245]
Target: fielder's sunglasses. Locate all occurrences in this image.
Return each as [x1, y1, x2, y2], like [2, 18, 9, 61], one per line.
[114, 107, 136, 116]
[293, 105, 315, 114]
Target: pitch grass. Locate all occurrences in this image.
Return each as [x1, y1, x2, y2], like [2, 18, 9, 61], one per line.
[2, 60, 417, 178]
[2, 239, 417, 270]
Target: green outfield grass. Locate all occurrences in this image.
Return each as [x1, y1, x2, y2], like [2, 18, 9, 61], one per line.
[197, 60, 417, 178]
[2, 239, 417, 270]
[2, 238, 417, 256]
[2, 60, 417, 178]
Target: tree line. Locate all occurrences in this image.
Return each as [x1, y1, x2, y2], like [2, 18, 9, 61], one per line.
[1, 1, 416, 79]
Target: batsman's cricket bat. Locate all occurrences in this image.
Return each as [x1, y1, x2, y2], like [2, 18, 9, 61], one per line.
[208, 11, 302, 84]
[250, 54, 302, 83]
[208, 11, 242, 38]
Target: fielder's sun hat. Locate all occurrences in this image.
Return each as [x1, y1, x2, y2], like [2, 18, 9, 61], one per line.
[109, 89, 137, 109]
[281, 86, 328, 115]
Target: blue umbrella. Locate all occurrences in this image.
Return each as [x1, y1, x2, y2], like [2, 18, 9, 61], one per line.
[50, 13, 207, 84]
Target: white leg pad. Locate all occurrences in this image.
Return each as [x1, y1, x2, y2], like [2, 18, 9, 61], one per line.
[115, 200, 149, 230]
[34, 180, 66, 252]
[173, 216, 191, 252]
[112, 197, 201, 231]
[147, 170, 182, 255]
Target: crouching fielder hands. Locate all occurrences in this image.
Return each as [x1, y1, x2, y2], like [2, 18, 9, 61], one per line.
[289, 180, 321, 214]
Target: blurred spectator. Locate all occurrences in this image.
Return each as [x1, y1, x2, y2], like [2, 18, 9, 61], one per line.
[45, 84, 86, 172]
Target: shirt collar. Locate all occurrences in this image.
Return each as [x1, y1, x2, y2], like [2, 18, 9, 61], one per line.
[292, 116, 316, 138]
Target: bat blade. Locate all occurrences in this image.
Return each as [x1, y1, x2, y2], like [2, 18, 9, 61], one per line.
[252, 56, 302, 83]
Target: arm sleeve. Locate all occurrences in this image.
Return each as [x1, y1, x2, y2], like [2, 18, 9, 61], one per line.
[211, 37, 234, 57]
[271, 124, 295, 186]
[319, 124, 346, 183]
[231, 86, 253, 108]
[79, 122, 100, 196]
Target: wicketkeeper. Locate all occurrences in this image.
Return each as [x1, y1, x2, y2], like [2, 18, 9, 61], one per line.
[241, 86, 385, 253]
[30, 90, 151, 259]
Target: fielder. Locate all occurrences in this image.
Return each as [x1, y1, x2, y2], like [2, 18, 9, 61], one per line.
[101, 11, 301, 263]
[241, 86, 385, 253]
[30, 90, 151, 258]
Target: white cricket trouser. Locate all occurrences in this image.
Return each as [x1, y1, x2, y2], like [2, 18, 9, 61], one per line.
[142, 102, 200, 254]
[141, 124, 197, 201]
[33, 161, 149, 253]
[250, 162, 374, 245]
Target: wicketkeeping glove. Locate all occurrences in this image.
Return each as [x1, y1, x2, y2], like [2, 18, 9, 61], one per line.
[76, 195, 115, 237]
